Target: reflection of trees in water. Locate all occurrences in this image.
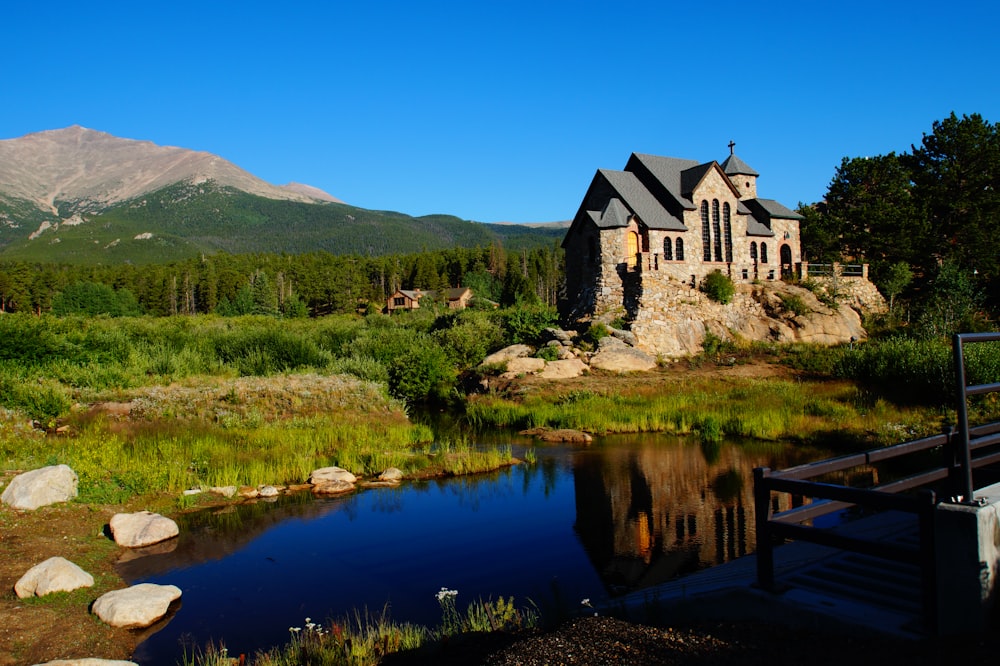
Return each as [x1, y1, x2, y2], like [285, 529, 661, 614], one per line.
[572, 436, 783, 596]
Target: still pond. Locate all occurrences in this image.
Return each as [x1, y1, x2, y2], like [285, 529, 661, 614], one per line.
[123, 432, 828, 664]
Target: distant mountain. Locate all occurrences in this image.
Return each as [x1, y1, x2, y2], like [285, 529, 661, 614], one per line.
[0, 127, 560, 264]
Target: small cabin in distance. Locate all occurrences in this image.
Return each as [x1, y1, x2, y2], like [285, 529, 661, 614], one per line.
[386, 287, 473, 313]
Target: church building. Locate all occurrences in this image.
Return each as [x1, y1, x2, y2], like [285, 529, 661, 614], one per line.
[561, 146, 803, 321]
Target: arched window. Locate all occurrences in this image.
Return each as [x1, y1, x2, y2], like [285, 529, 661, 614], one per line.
[750, 241, 758, 262]
[723, 203, 733, 263]
[700, 201, 711, 261]
[760, 242, 768, 264]
[712, 199, 723, 262]
[676, 237, 684, 260]
[663, 237, 673, 261]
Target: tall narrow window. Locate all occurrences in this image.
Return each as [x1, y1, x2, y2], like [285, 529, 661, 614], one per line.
[750, 241, 758, 262]
[676, 237, 684, 261]
[723, 203, 733, 263]
[712, 199, 723, 262]
[663, 237, 673, 261]
[761, 242, 768, 264]
[701, 201, 711, 261]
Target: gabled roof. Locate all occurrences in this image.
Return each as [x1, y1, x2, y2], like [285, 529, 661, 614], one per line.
[627, 153, 699, 211]
[596, 169, 686, 231]
[587, 197, 631, 229]
[741, 199, 803, 236]
[751, 198, 803, 220]
[721, 154, 759, 177]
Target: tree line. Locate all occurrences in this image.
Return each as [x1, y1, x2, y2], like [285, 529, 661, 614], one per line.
[798, 112, 999, 331]
[0, 242, 565, 317]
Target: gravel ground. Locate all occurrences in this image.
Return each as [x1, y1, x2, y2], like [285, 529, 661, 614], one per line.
[383, 615, 1000, 666]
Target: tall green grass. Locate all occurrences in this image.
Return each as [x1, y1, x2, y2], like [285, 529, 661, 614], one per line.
[466, 377, 945, 447]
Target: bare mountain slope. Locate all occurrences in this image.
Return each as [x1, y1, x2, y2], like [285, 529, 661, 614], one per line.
[0, 126, 336, 213]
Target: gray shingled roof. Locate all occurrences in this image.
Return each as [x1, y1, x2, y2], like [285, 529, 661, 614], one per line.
[597, 169, 687, 231]
[586, 197, 630, 228]
[742, 198, 806, 236]
[752, 198, 803, 220]
[628, 153, 699, 210]
[721, 154, 759, 177]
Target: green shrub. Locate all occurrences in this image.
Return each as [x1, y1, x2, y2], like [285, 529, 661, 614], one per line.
[536, 345, 560, 362]
[779, 293, 810, 316]
[835, 337, 952, 405]
[701, 271, 735, 304]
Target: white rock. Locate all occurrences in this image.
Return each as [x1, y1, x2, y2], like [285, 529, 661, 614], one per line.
[1, 465, 78, 510]
[36, 657, 139, 666]
[311, 479, 355, 495]
[589, 347, 657, 373]
[378, 468, 404, 482]
[92, 583, 182, 629]
[259, 485, 280, 497]
[309, 466, 357, 485]
[504, 357, 546, 375]
[109, 511, 179, 548]
[480, 344, 534, 367]
[14, 557, 94, 598]
[538, 358, 589, 380]
[209, 486, 237, 498]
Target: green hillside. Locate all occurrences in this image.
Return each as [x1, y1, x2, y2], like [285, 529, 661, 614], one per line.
[0, 181, 564, 264]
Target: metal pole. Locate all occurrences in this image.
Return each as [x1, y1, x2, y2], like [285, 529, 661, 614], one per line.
[952, 334, 974, 503]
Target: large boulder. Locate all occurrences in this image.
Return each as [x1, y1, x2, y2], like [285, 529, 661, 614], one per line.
[538, 358, 589, 380]
[480, 344, 534, 367]
[312, 479, 355, 496]
[503, 357, 546, 376]
[590, 346, 658, 373]
[92, 583, 182, 629]
[14, 557, 94, 598]
[1, 464, 78, 510]
[309, 467, 357, 485]
[109, 511, 179, 548]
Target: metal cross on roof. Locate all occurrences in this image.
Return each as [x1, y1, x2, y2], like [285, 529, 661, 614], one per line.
[728, 140, 736, 155]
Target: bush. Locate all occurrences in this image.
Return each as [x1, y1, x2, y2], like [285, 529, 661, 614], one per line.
[779, 293, 810, 316]
[835, 337, 952, 405]
[701, 271, 735, 304]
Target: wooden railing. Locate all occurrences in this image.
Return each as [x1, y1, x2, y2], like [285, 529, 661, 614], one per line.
[753, 332, 1000, 633]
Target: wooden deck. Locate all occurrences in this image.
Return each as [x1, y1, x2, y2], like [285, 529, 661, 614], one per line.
[613, 510, 926, 638]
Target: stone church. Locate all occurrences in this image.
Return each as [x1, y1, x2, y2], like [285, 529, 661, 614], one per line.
[561, 147, 803, 322]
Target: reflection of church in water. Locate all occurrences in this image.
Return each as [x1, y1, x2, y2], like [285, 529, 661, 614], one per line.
[573, 439, 786, 595]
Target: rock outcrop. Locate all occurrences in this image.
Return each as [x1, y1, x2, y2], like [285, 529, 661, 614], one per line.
[14, 557, 94, 598]
[1, 464, 78, 510]
[309, 466, 358, 495]
[92, 583, 182, 629]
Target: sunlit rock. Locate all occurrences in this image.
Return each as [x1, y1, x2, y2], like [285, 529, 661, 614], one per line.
[1, 464, 78, 510]
[14, 556, 94, 598]
[109, 511, 179, 548]
[309, 466, 357, 485]
[92, 583, 181, 628]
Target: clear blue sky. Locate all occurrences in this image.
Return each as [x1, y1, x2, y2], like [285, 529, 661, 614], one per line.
[4, 1, 997, 223]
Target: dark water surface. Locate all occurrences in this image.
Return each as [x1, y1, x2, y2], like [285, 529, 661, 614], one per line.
[125, 433, 815, 664]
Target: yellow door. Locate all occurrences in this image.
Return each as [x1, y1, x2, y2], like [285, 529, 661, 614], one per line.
[627, 231, 638, 267]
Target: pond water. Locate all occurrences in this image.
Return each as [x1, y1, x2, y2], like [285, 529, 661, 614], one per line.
[124, 432, 823, 664]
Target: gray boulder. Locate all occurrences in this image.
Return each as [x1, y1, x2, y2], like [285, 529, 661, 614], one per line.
[1, 464, 78, 510]
[109, 511, 179, 548]
[14, 556, 94, 598]
[92, 583, 182, 629]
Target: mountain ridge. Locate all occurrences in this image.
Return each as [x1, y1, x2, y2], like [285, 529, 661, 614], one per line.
[0, 126, 338, 213]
